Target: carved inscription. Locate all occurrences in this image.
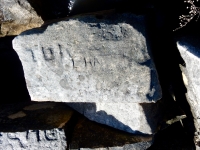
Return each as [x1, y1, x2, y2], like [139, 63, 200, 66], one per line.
[30, 44, 101, 70]
[89, 23, 130, 41]
[73, 57, 100, 69]
[0, 129, 66, 149]
[45, 129, 58, 141]
[42, 47, 55, 61]
[13, 14, 162, 103]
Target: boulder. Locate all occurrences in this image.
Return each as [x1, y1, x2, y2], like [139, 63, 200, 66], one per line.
[0, 0, 43, 37]
[177, 35, 200, 146]
[13, 12, 162, 104]
[13, 12, 162, 134]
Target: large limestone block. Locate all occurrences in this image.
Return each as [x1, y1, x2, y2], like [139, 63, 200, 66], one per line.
[177, 35, 200, 146]
[0, 129, 66, 150]
[68, 102, 161, 134]
[0, 0, 43, 37]
[13, 13, 161, 103]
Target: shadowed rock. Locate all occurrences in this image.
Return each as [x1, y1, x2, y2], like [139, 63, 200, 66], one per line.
[0, 102, 74, 149]
[65, 112, 152, 149]
[177, 35, 200, 148]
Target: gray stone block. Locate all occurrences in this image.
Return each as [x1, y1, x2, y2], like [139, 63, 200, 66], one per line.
[13, 12, 161, 104]
[177, 35, 200, 145]
[0, 129, 67, 150]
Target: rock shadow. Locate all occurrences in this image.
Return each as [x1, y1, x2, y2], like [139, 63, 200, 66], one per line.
[145, 4, 196, 148]
[0, 36, 30, 104]
[67, 102, 152, 135]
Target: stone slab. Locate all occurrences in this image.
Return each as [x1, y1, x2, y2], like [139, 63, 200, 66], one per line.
[0, 129, 67, 150]
[13, 12, 161, 103]
[177, 35, 200, 145]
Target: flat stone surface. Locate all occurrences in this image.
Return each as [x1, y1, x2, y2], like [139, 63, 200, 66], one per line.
[177, 35, 200, 145]
[13, 12, 161, 103]
[68, 102, 161, 134]
[0, 0, 43, 37]
[0, 129, 67, 150]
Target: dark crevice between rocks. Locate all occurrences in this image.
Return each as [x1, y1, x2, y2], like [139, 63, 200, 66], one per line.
[148, 121, 195, 150]
[145, 4, 196, 149]
[0, 36, 30, 104]
[64, 111, 79, 150]
[26, 0, 70, 20]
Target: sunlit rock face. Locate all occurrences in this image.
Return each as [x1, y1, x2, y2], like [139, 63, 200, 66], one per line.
[0, 0, 43, 37]
[177, 36, 200, 146]
[13, 13, 161, 103]
[13, 12, 162, 134]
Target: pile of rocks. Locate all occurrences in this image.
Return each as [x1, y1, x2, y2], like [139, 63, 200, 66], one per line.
[0, 0, 199, 149]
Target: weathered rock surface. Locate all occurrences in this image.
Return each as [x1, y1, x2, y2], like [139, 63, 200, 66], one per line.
[79, 141, 152, 150]
[68, 102, 161, 134]
[177, 35, 200, 147]
[13, 12, 162, 103]
[0, 129, 67, 150]
[0, 0, 43, 37]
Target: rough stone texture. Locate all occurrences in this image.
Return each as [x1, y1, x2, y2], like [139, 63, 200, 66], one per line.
[68, 102, 161, 134]
[66, 113, 152, 149]
[0, 129, 67, 150]
[177, 35, 200, 146]
[13, 13, 162, 104]
[0, 0, 43, 37]
[78, 141, 152, 150]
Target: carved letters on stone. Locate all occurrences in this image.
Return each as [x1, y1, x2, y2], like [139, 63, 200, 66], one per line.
[0, 129, 66, 149]
[13, 13, 162, 103]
